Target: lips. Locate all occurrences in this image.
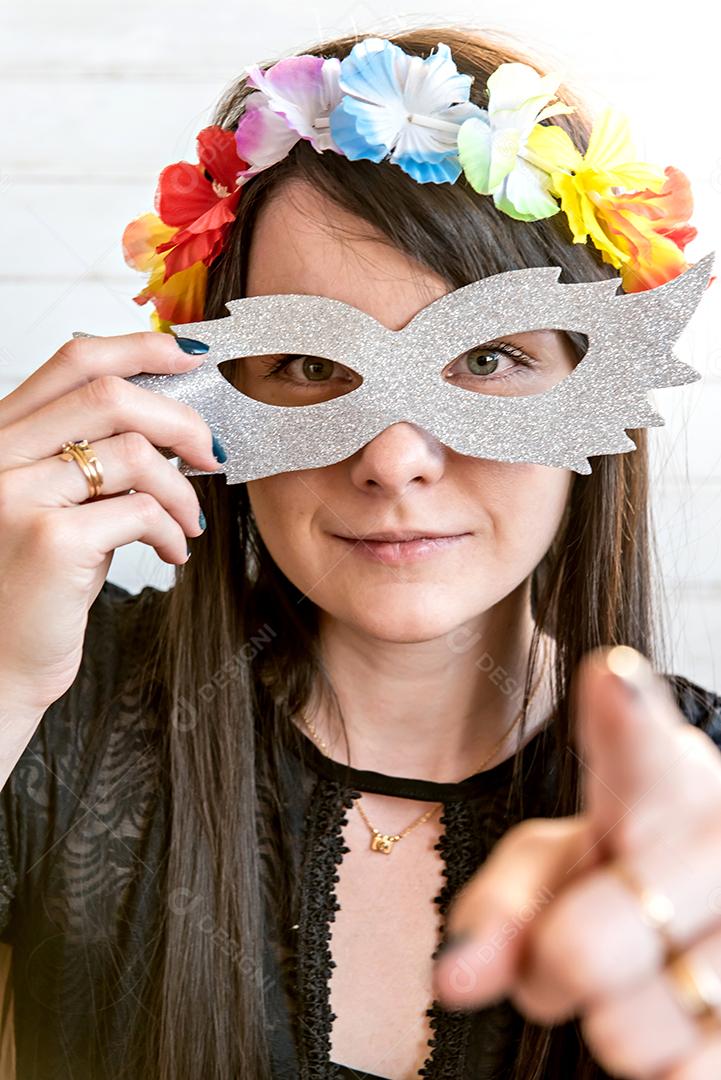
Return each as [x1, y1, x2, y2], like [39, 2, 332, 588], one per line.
[336, 530, 467, 542]
[332, 531, 470, 565]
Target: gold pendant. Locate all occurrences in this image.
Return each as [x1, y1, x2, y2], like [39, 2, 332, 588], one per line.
[370, 833, 396, 854]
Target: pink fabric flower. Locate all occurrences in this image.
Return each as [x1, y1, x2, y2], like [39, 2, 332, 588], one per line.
[234, 55, 344, 179]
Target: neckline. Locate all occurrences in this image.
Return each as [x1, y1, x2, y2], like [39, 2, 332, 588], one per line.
[287, 718, 552, 801]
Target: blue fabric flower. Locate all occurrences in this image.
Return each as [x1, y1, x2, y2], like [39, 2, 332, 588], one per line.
[328, 37, 485, 184]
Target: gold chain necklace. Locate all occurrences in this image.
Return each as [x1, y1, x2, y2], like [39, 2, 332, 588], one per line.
[297, 634, 551, 856]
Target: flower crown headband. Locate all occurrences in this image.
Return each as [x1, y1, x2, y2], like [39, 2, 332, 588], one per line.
[122, 35, 704, 333]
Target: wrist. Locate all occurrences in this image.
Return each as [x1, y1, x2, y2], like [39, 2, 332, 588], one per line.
[0, 679, 49, 730]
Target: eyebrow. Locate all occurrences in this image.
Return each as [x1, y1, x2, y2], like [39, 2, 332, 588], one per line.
[221, 279, 586, 361]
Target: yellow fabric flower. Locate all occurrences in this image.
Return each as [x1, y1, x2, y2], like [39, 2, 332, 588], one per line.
[533, 106, 668, 266]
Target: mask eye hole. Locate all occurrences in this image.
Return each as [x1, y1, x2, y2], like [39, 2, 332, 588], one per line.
[217, 354, 363, 408]
[441, 331, 588, 397]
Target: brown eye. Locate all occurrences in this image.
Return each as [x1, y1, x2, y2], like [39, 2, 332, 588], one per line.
[262, 353, 354, 383]
[217, 352, 363, 408]
[300, 356, 335, 381]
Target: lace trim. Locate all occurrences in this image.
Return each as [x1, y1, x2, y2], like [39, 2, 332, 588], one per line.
[418, 800, 476, 1078]
[293, 776, 357, 1079]
[293, 778, 482, 1079]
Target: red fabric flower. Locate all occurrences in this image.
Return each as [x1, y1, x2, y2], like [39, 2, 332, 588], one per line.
[154, 125, 248, 282]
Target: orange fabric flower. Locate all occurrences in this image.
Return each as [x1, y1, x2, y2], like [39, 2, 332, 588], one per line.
[122, 126, 247, 330]
[590, 165, 701, 292]
[122, 211, 208, 329]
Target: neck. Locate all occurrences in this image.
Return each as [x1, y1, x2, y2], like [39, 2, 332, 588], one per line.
[297, 582, 556, 784]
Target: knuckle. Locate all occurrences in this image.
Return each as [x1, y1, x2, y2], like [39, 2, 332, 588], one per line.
[85, 373, 128, 411]
[607, 815, 644, 855]
[118, 430, 154, 471]
[54, 336, 94, 372]
[130, 491, 161, 525]
[26, 512, 68, 558]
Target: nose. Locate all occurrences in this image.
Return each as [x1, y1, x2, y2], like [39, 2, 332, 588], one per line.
[347, 421, 445, 495]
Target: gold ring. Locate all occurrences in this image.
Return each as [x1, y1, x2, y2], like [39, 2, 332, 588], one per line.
[59, 439, 104, 500]
[608, 859, 677, 954]
[666, 950, 721, 1028]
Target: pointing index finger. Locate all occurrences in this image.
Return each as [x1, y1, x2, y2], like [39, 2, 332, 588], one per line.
[576, 646, 721, 854]
[0, 330, 209, 429]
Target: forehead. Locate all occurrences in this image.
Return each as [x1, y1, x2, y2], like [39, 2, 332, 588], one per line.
[242, 179, 579, 366]
[244, 178, 451, 332]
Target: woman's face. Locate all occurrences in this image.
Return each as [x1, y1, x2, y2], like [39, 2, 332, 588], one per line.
[239, 180, 577, 642]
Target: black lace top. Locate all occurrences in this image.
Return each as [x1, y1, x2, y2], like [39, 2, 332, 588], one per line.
[1, 580, 720, 1080]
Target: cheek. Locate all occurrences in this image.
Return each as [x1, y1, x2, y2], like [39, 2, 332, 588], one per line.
[246, 472, 325, 582]
[247, 475, 301, 539]
[473, 461, 572, 549]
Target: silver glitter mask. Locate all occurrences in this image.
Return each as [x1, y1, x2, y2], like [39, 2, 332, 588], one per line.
[82, 251, 715, 481]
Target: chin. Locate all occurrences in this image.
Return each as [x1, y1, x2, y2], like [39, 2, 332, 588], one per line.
[321, 592, 481, 644]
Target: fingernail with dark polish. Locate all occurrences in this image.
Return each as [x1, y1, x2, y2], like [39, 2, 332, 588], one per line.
[212, 434, 227, 463]
[198, 510, 206, 531]
[175, 336, 210, 355]
[436, 929, 473, 960]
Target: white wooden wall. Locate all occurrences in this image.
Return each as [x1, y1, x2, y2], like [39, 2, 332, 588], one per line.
[1, 1, 719, 689]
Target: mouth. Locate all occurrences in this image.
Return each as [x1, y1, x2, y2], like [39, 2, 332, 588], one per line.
[335, 530, 468, 542]
[331, 530, 472, 565]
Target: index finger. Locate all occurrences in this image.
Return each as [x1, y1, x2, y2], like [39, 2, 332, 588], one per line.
[575, 647, 721, 854]
[0, 374, 220, 475]
[0, 330, 209, 428]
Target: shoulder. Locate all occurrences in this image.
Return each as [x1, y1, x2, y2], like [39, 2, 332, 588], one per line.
[661, 671, 721, 748]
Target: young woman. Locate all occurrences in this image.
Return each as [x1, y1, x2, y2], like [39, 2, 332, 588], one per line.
[0, 23, 720, 1080]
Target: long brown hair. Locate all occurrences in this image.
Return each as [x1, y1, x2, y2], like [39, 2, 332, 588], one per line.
[135, 24, 669, 1079]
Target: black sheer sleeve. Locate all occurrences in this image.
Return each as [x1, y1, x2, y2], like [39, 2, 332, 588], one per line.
[0, 579, 164, 948]
[665, 671, 721, 743]
[0, 777, 17, 945]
